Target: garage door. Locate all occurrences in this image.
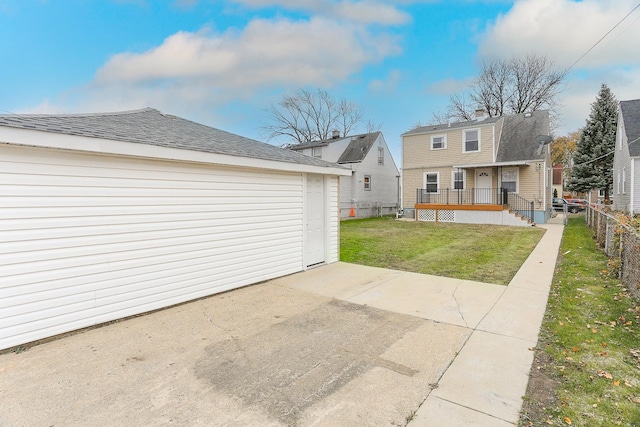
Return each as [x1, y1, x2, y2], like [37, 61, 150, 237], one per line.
[0, 144, 305, 350]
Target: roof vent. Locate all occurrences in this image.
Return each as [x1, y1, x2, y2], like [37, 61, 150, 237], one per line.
[332, 129, 340, 139]
[524, 112, 532, 118]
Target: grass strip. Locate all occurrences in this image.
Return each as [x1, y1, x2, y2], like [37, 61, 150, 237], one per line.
[520, 217, 640, 426]
[340, 217, 544, 285]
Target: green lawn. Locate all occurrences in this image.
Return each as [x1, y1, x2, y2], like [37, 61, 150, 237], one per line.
[340, 217, 545, 285]
[520, 217, 640, 427]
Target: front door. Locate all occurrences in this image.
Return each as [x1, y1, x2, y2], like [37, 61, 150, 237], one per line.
[306, 174, 326, 267]
[475, 168, 492, 203]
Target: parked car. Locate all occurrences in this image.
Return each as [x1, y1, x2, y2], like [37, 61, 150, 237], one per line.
[553, 198, 585, 213]
[565, 198, 589, 206]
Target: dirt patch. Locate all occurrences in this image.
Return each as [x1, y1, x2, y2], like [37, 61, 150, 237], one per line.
[519, 344, 561, 426]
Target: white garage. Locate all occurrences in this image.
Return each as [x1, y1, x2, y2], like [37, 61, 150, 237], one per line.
[0, 108, 349, 351]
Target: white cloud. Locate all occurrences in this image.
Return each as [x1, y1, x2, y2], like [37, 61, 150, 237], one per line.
[95, 17, 400, 88]
[232, 0, 411, 25]
[479, 0, 640, 68]
[426, 77, 473, 95]
[368, 69, 402, 93]
[79, 16, 401, 125]
[478, 0, 640, 136]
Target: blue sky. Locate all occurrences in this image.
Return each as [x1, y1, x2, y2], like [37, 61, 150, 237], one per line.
[1, 0, 639, 166]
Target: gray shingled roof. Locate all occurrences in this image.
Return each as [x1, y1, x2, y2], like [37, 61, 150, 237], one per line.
[496, 110, 550, 162]
[287, 131, 379, 164]
[620, 99, 640, 157]
[0, 108, 343, 169]
[336, 132, 379, 164]
[402, 116, 502, 136]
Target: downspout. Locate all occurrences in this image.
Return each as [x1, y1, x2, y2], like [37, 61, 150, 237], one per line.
[631, 158, 635, 215]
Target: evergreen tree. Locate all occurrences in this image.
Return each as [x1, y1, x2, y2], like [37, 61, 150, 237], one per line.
[567, 84, 618, 201]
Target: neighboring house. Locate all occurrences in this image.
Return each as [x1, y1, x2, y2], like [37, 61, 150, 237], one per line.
[0, 108, 350, 351]
[613, 98, 640, 213]
[289, 131, 400, 218]
[402, 110, 552, 226]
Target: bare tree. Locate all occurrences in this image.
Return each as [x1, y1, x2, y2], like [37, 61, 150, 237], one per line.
[262, 88, 365, 144]
[434, 54, 565, 124]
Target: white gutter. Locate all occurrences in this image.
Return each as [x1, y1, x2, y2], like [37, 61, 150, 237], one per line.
[452, 160, 535, 169]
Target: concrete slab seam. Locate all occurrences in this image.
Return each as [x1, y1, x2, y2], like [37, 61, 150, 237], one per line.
[403, 331, 475, 422]
[426, 395, 517, 426]
[343, 271, 410, 301]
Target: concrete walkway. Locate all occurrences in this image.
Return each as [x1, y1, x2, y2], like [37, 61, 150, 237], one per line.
[274, 215, 565, 426]
[410, 216, 565, 426]
[0, 216, 564, 426]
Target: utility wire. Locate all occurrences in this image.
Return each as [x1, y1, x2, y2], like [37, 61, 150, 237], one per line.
[564, 135, 640, 169]
[563, 1, 640, 74]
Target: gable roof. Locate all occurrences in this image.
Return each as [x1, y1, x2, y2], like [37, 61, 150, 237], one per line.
[288, 131, 381, 164]
[620, 99, 640, 157]
[402, 116, 502, 136]
[0, 108, 342, 169]
[336, 132, 379, 164]
[496, 110, 550, 162]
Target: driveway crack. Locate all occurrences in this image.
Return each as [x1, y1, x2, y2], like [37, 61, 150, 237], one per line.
[452, 283, 469, 328]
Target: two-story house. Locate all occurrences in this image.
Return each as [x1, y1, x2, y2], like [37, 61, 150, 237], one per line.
[402, 110, 552, 226]
[612, 98, 640, 213]
[290, 131, 400, 218]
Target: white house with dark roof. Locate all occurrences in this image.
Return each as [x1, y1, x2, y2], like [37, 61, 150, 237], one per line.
[402, 110, 552, 225]
[289, 131, 400, 218]
[613, 99, 640, 213]
[0, 108, 350, 351]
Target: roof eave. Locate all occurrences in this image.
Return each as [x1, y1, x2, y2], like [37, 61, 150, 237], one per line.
[452, 160, 541, 169]
[0, 126, 352, 176]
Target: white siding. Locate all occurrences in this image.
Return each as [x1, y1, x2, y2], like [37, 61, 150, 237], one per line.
[328, 175, 340, 263]
[1, 144, 307, 350]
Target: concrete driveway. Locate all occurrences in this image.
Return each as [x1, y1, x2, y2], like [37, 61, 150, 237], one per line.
[0, 262, 507, 427]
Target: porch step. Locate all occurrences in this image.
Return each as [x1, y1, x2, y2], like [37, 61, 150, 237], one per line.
[508, 209, 534, 225]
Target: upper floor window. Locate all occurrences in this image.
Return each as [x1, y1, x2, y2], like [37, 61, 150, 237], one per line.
[463, 129, 480, 153]
[623, 167, 627, 194]
[364, 175, 371, 191]
[431, 135, 447, 150]
[312, 147, 322, 158]
[378, 147, 384, 165]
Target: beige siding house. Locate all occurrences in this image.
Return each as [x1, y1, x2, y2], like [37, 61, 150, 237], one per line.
[402, 110, 552, 226]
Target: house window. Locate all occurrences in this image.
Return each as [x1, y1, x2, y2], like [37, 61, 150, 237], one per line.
[378, 147, 384, 165]
[452, 170, 466, 190]
[312, 147, 322, 158]
[431, 135, 447, 150]
[618, 128, 623, 150]
[623, 167, 627, 194]
[364, 175, 371, 191]
[424, 172, 439, 193]
[617, 170, 621, 194]
[502, 168, 517, 192]
[463, 129, 480, 152]
[599, 188, 606, 198]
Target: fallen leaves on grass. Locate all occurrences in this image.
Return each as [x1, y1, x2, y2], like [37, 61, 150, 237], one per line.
[597, 370, 613, 380]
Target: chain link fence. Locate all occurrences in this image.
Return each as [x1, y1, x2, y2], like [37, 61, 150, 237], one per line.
[586, 207, 640, 300]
